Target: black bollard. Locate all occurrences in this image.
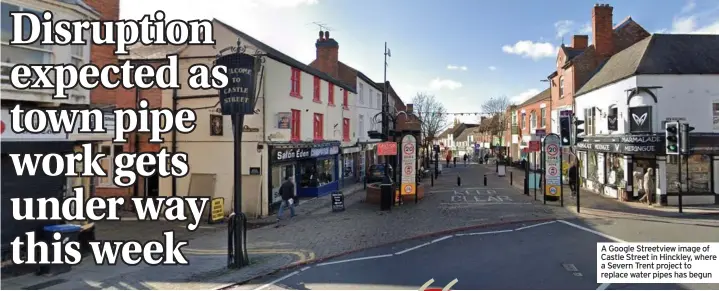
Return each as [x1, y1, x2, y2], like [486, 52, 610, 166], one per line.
[431, 171, 434, 187]
[457, 174, 461, 186]
[523, 177, 529, 195]
[510, 171, 513, 185]
[483, 174, 487, 186]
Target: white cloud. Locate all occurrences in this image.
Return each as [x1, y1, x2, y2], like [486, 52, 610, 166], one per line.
[510, 88, 542, 104]
[554, 20, 574, 38]
[428, 78, 463, 91]
[241, 0, 318, 7]
[488, 66, 497, 71]
[681, 0, 696, 14]
[447, 65, 468, 71]
[502, 41, 557, 60]
[579, 22, 592, 34]
[667, 16, 719, 34]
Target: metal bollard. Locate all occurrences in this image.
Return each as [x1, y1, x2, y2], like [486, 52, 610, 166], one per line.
[510, 171, 513, 185]
[457, 174, 461, 186]
[523, 177, 529, 195]
[431, 171, 434, 187]
[483, 174, 487, 186]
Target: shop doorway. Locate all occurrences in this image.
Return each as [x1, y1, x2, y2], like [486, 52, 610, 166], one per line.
[145, 173, 159, 197]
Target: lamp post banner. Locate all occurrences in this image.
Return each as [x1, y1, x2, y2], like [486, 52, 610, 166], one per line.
[216, 53, 258, 115]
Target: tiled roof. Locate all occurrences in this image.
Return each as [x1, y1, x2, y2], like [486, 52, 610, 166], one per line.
[576, 34, 719, 96]
[518, 88, 551, 107]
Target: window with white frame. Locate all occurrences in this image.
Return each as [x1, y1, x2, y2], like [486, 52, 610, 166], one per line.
[377, 93, 381, 109]
[584, 107, 596, 135]
[559, 76, 565, 98]
[530, 111, 537, 128]
[98, 144, 125, 187]
[368, 88, 373, 108]
[540, 108, 546, 128]
[1, 3, 54, 82]
[521, 113, 526, 129]
[359, 83, 365, 104]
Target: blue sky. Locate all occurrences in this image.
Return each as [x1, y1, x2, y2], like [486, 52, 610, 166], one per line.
[121, 0, 719, 123]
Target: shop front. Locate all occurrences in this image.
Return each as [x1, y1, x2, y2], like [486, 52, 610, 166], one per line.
[577, 133, 719, 205]
[340, 145, 361, 188]
[575, 134, 663, 200]
[268, 143, 340, 208]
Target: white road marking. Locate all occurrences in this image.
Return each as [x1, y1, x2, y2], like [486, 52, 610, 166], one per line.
[455, 229, 513, 236]
[316, 254, 393, 267]
[300, 266, 311, 271]
[557, 220, 627, 291]
[432, 235, 453, 243]
[557, 220, 627, 243]
[514, 220, 556, 231]
[394, 242, 432, 255]
[254, 270, 301, 290]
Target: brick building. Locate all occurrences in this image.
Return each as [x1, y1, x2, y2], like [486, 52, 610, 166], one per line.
[547, 4, 650, 135]
[510, 89, 551, 161]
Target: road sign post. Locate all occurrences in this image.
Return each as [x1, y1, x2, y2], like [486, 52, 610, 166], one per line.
[401, 134, 417, 204]
[543, 133, 563, 204]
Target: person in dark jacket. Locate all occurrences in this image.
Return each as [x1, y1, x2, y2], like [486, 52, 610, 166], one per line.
[568, 163, 578, 198]
[277, 176, 297, 221]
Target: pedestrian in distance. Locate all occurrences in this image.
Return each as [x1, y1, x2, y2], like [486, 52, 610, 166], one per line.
[446, 154, 451, 168]
[568, 162, 578, 198]
[277, 175, 297, 222]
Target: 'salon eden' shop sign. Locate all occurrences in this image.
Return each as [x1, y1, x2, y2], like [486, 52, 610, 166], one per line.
[271, 145, 340, 162]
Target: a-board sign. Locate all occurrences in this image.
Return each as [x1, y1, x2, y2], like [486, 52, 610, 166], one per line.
[331, 191, 345, 212]
[208, 197, 225, 223]
[400, 134, 417, 196]
[543, 133, 562, 197]
[249, 167, 261, 175]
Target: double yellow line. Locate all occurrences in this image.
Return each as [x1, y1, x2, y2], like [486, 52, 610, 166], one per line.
[183, 248, 316, 263]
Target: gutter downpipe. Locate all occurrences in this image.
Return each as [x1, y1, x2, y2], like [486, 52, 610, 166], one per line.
[171, 88, 178, 197]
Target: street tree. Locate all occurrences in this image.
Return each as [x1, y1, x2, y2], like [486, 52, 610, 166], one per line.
[412, 92, 448, 163]
[480, 96, 512, 153]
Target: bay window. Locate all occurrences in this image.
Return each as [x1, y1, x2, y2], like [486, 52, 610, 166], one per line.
[1, 3, 53, 83]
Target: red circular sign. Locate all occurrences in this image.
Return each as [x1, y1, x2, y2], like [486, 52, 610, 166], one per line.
[404, 143, 415, 154]
[0, 121, 5, 134]
[546, 144, 559, 156]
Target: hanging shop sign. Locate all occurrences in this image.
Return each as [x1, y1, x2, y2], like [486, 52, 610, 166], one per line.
[628, 106, 652, 133]
[378, 142, 397, 156]
[400, 134, 417, 196]
[216, 52, 259, 115]
[543, 133, 562, 198]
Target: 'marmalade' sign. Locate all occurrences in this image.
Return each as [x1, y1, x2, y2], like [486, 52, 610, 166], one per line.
[216, 53, 257, 115]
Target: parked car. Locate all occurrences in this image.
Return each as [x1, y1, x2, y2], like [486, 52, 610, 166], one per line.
[366, 164, 393, 183]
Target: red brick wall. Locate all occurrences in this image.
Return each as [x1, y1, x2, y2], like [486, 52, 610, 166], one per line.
[592, 4, 614, 58]
[85, 0, 120, 105]
[516, 99, 550, 136]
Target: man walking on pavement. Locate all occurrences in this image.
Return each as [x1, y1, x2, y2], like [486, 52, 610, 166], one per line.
[463, 154, 468, 166]
[277, 175, 297, 222]
[568, 162, 578, 198]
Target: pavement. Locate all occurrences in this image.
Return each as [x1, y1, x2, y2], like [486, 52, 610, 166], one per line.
[3, 162, 717, 290]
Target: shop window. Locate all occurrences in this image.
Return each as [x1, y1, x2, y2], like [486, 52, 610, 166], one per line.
[298, 158, 335, 188]
[605, 154, 626, 188]
[587, 151, 598, 183]
[98, 144, 125, 187]
[666, 154, 711, 193]
[271, 164, 294, 205]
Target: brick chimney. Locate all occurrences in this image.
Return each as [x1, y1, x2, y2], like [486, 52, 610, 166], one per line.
[571, 35, 589, 50]
[315, 31, 339, 78]
[592, 3, 614, 58]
